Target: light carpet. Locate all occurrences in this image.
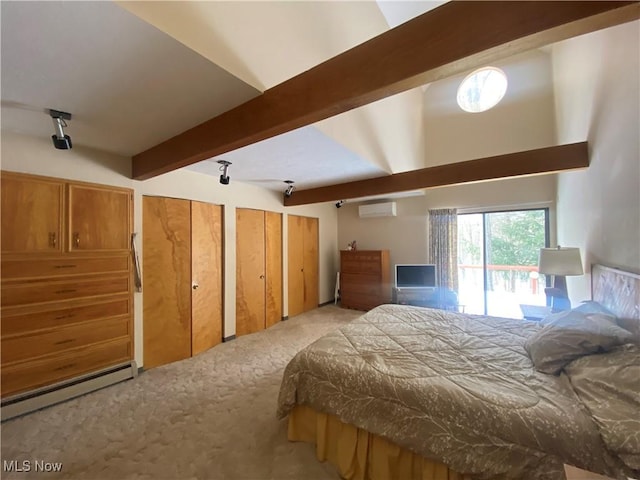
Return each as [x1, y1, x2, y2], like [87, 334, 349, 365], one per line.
[1, 305, 363, 480]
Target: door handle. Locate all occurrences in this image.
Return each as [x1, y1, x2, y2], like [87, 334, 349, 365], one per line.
[73, 232, 80, 248]
[259, 275, 265, 279]
[192, 283, 199, 290]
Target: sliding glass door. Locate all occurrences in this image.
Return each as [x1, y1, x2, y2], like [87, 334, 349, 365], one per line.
[457, 209, 549, 317]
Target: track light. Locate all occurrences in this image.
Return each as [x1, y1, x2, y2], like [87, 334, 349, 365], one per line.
[284, 180, 295, 198]
[217, 160, 231, 185]
[335, 200, 345, 208]
[49, 109, 72, 150]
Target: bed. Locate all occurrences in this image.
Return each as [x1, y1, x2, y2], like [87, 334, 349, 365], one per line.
[277, 264, 640, 479]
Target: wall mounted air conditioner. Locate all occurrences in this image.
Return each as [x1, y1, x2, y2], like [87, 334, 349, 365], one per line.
[358, 202, 397, 218]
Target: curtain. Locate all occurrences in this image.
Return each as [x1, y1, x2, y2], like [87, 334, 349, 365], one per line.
[429, 208, 458, 291]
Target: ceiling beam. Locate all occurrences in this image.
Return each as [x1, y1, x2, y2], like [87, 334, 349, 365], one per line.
[132, 2, 638, 180]
[283, 142, 589, 206]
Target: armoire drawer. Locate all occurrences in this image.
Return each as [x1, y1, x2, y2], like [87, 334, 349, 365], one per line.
[1, 255, 130, 280]
[341, 293, 388, 311]
[2, 316, 131, 364]
[341, 259, 382, 275]
[1, 295, 130, 336]
[341, 285, 381, 297]
[1, 275, 130, 307]
[1, 338, 132, 398]
[340, 292, 382, 305]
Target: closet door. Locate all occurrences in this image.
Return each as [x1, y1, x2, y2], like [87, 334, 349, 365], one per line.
[287, 215, 305, 317]
[265, 212, 282, 328]
[191, 201, 223, 355]
[236, 208, 266, 337]
[303, 217, 319, 311]
[143, 197, 192, 368]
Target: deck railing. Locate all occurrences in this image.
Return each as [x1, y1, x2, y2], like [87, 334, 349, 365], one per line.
[458, 264, 547, 295]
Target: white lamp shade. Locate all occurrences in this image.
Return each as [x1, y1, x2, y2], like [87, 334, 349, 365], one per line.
[538, 247, 584, 276]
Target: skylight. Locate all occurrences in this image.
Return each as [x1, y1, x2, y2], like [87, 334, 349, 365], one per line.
[456, 67, 507, 113]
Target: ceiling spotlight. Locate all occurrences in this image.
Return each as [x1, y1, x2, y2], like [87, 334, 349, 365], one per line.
[49, 109, 72, 150]
[284, 180, 295, 198]
[335, 200, 345, 208]
[217, 160, 232, 185]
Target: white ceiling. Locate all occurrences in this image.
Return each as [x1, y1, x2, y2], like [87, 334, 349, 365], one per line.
[186, 125, 387, 190]
[0, 1, 260, 157]
[1, 1, 556, 195]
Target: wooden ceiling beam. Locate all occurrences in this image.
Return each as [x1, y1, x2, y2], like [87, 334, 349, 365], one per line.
[283, 142, 589, 206]
[132, 2, 638, 180]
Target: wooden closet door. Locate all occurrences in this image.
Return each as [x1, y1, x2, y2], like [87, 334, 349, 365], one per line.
[265, 212, 282, 328]
[191, 201, 223, 355]
[287, 215, 305, 317]
[1, 173, 64, 254]
[143, 197, 192, 368]
[236, 209, 266, 336]
[303, 217, 319, 311]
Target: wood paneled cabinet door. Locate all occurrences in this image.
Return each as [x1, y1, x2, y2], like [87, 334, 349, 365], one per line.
[1, 172, 135, 399]
[143, 197, 223, 369]
[236, 208, 282, 337]
[288, 215, 319, 317]
[1, 172, 64, 254]
[68, 184, 132, 252]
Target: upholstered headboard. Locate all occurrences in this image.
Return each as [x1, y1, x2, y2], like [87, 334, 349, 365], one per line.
[592, 263, 640, 338]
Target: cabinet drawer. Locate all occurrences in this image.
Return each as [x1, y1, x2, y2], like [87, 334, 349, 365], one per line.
[1, 295, 130, 336]
[340, 275, 381, 296]
[1, 256, 129, 280]
[341, 260, 382, 275]
[341, 293, 389, 311]
[1, 275, 130, 307]
[341, 251, 381, 262]
[2, 316, 130, 364]
[1, 338, 132, 398]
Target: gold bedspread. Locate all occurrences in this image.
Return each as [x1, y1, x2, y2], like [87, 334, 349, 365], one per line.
[278, 304, 628, 478]
[288, 404, 466, 480]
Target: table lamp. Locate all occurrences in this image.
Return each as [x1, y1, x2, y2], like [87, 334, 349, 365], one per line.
[538, 246, 583, 312]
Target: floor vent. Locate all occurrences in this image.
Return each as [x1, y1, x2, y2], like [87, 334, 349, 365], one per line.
[1, 361, 137, 421]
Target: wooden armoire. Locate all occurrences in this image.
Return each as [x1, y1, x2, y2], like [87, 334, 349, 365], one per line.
[1, 171, 134, 400]
[236, 208, 282, 336]
[142, 196, 223, 369]
[340, 250, 391, 311]
[288, 215, 319, 317]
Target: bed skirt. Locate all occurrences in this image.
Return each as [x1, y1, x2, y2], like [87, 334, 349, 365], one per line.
[288, 405, 467, 480]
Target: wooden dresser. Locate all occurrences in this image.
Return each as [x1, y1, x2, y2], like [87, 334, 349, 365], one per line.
[1, 171, 134, 400]
[340, 250, 391, 311]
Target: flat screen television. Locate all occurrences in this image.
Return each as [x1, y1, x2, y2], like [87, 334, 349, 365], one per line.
[395, 264, 437, 289]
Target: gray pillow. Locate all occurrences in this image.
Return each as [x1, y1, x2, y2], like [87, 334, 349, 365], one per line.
[539, 310, 568, 326]
[572, 300, 617, 317]
[565, 344, 640, 471]
[540, 301, 616, 326]
[524, 310, 633, 375]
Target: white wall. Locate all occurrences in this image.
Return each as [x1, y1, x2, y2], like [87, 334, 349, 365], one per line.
[338, 175, 556, 283]
[423, 49, 557, 166]
[339, 48, 559, 286]
[1, 131, 339, 367]
[551, 21, 640, 303]
[338, 196, 430, 281]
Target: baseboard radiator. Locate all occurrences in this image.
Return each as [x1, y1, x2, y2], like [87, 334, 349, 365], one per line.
[1, 361, 138, 421]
